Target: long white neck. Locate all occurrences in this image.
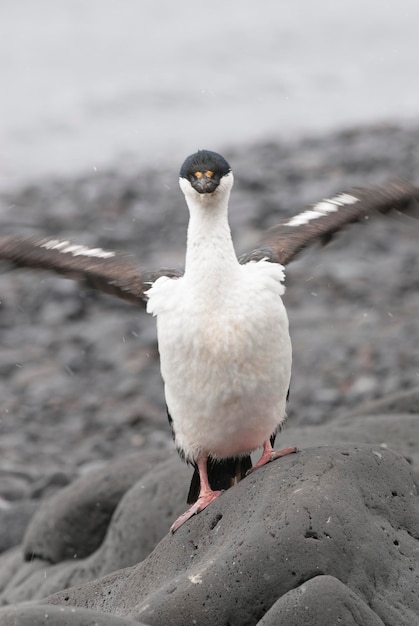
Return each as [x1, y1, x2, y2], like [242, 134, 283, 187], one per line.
[180, 172, 239, 281]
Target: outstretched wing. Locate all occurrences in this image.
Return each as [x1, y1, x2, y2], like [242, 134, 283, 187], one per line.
[0, 236, 181, 306]
[239, 179, 419, 265]
[0, 179, 418, 304]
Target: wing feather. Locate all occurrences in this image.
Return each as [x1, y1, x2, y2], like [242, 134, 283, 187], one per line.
[1, 179, 418, 304]
[0, 235, 181, 306]
[239, 179, 419, 265]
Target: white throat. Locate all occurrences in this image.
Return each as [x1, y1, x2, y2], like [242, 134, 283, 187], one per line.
[180, 171, 238, 278]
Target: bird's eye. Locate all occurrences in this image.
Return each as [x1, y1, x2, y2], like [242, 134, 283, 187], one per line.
[205, 170, 214, 178]
[194, 171, 203, 179]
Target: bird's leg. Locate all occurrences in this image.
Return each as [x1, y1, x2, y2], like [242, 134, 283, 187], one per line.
[170, 457, 223, 533]
[247, 440, 297, 475]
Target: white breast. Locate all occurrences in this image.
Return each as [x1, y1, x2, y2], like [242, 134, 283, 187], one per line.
[147, 259, 291, 462]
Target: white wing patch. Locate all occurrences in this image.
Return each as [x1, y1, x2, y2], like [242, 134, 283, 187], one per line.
[286, 193, 359, 227]
[39, 239, 115, 259]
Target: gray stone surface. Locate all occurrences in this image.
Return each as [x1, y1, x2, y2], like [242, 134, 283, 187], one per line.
[0, 603, 145, 626]
[280, 412, 419, 482]
[342, 386, 419, 417]
[0, 401, 418, 623]
[0, 549, 22, 595]
[43, 446, 418, 626]
[0, 501, 39, 553]
[257, 575, 386, 626]
[22, 451, 168, 564]
[0, 456, 187, 605]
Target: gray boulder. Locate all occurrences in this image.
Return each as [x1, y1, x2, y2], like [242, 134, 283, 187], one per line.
[44, 446, 419, 626]
[257, 575, 386, 626]
[0, 501, 39, 553]
[0, 603, 145, 626]
[0, 455, 188, 604]
[22, 450, 168, 563]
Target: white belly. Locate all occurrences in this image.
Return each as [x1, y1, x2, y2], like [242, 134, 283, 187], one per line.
[147, 262, 292, 462]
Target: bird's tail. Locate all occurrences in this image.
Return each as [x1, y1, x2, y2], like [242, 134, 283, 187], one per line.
[187, 456, 252, 504]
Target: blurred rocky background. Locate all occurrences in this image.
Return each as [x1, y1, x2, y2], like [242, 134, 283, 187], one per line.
[0, 2, 418, 624]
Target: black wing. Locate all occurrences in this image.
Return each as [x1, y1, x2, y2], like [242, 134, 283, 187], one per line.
[1, 179, 418, 303]
[0, 235, 181, 307]
[239, 179, 419, 265]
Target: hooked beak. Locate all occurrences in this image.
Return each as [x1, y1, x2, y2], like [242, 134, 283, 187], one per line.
[191, 174, 219, 194]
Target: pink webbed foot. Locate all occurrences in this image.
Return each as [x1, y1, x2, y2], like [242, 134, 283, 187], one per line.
[170, 489, 222, 533]
[171, 456, 224, 533]
[247, 442, 297, 476]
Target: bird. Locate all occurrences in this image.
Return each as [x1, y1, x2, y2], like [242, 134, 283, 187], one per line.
[1, 151, 418, 532]
[146, 150, 296, 531]
[1, 173, 417, 304]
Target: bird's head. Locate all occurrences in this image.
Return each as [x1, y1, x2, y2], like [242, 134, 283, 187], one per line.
[179, 150, 233, 205]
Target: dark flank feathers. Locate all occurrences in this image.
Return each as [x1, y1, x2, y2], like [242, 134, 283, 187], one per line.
[187, 457, 252, 504]
[186, 430, 278, 504]
[168, 405, 252, 504]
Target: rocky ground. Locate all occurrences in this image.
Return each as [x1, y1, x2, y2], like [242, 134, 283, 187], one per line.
[0, 122, 418, 624]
